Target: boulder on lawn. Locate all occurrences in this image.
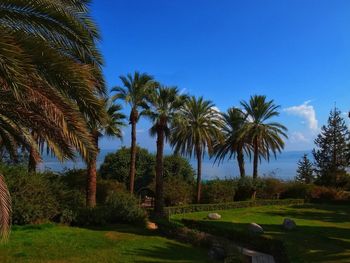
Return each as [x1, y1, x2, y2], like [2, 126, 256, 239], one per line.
[248, 223, 264, 234]
[146, 221, 158, 230]
[283, 218, 296, 230]
[207, 213, 221, 220]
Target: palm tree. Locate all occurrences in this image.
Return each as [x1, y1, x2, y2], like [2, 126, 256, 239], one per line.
[171, 96, 223, 203]
[86, 100, 125, 208]
[240, 95, 288, 179]
[112, 72, 155, 194]
[147, 86, 187, 216]
[0, 0, 105, 240]
[213, 108, 250, 178]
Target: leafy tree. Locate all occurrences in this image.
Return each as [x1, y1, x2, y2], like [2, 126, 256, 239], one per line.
[147, 86, 187, 216]
[112, 72, 155, 193]
[0, 0, 104, 240]
[99, 148, 195, 197]
[163, 155, 195, 183]
[296, 154, 314, 184]
[99, 147, 155, 191]
[240, 95, 287, 179]
[170, 96, 223, 203]
[213, 107, 250, 178]
[86, 100, 125, 207]
[313, 108, 350, 186]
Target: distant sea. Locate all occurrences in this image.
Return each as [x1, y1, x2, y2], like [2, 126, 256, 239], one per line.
[38, 150, 312, 180]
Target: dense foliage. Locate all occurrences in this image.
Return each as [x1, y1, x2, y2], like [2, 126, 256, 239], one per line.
[201, 179, 235, 203]
[99, 147, 155, 190]
[99, 147, 195, 191]
[313, 108, 350, 187]
[296, 154, 314, 184]
[73, 191, 146, 226]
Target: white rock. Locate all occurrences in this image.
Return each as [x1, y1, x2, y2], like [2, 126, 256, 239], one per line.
[207, 213, 221, 220]
[248, 223, 264, 234]
[283, 218, 296, 230]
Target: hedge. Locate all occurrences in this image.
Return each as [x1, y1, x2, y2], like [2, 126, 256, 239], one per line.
[164, 199, 304, 218]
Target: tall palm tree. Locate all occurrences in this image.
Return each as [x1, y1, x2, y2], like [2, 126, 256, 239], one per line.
[0, 0, 105, 240]
[240, 95, 288, 179]
[112, 72, 155, 193]
[147, 86, 187, 216]
[213, 108, 250, 178]
[86, 99, 125, 208]
[171, 96, 223, 203]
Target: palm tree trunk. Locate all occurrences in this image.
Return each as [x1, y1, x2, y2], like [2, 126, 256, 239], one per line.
[253, 137, 259, 180]
[28, 147, 37, 173]
[129, 119, 137, 194]
[86, 132, 99, 208]
[154, 126, 165, 216]
[196, 146, 202, 203]
[237, 148, 245, 178]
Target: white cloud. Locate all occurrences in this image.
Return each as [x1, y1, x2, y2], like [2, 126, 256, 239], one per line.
[284, 101, 318, 132]
[290, 132, 308, 143]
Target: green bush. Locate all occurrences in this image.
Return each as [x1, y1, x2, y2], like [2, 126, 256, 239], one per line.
[2, 165, 61, 224]
[96, 179, 126, 204]
[256, 177, 286, 199]
[105, 191, 146, 223]
[99, 147, 155, 191]
[162, 176, 194, 206]
[73, 190, 146, 226]
[163, 155, 195, 183]
[233, 176, 266, 201]
[201, 178, 235, 203]
[280, 182, 314, 200]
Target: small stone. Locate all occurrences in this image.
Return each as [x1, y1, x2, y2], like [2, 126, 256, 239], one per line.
[248, 223, 264, 234]
[207, 213, 221, 220]
[146, 221, 158, 230]
[283, 218, 296, 230]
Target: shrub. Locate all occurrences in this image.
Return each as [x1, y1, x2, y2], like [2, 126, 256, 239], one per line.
[257, 177, 286, 199]
[310, 186, 350, 201]
[163, 155, 195, 183]
[99, 147, 155, 191]
[162, 176, 194, 206]
[280, 182, 314, 200]
[201, 178, 235, 203]
[73, 190, 146, 226]
[105, 191, 146, 223]
[96, 179, 126, 204]
[2, 166, 61, 224]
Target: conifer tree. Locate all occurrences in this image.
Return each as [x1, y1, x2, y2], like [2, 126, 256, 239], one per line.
[312, 108, 350, 186]
[296, 154, 314, 183]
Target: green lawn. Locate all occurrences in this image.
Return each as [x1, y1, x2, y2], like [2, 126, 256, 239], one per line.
[0, 224, 213, 263]
[172, 203, 350, 262]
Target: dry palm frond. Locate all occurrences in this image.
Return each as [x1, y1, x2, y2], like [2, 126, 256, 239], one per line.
[0, 174, 11, 242]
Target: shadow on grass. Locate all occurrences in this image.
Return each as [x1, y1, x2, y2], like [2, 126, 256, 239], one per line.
[124, 241, 212, 263]
[189, 219, 350, 262]
[262, 203, 350, 224]
[79, 223, 158, 237]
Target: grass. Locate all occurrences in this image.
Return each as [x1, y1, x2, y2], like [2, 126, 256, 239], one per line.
[0, 223, 213, 263]
[172, 203, 350, 263]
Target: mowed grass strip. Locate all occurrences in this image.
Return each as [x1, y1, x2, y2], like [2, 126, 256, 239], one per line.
[0, 224, 213, 263]
[172, 204, 350, 262]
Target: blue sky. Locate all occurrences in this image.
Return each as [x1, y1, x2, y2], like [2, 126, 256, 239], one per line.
[92, 0, 350, 152]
